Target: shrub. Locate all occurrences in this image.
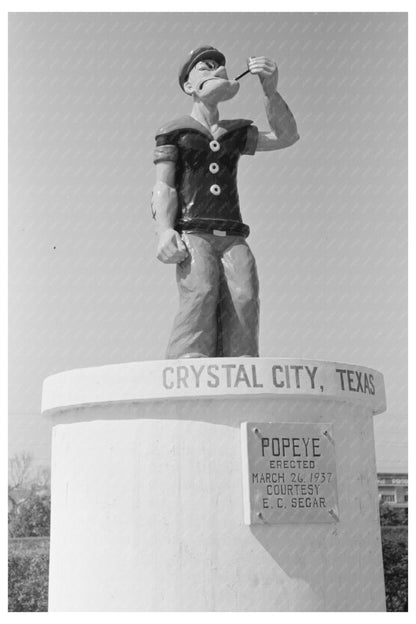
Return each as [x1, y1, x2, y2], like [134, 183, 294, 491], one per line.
[8, 540, 49, 612]
[381, 527, 408, 612]
[9, 494, 50, 538]
[379, 503, 408, 527]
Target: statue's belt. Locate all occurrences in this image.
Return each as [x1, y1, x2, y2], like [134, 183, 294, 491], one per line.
[176, 218, 250, 238]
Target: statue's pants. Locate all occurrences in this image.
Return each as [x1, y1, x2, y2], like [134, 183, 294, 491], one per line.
[166, 232, 259, 358]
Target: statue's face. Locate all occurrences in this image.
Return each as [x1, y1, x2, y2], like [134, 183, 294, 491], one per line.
[184, 59, 240, 103]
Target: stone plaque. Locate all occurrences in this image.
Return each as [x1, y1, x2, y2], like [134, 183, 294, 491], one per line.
[241, 422, 339, 524]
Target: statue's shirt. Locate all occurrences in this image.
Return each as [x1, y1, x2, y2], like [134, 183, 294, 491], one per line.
[153, 116, 258, 237]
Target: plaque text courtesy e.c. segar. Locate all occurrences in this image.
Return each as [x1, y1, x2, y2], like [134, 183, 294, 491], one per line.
[241, 422, 339, 524]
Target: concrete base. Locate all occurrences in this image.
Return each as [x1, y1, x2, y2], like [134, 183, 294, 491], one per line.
[43, 358, 386, 611]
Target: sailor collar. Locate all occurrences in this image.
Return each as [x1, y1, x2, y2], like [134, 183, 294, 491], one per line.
[156, 115, 253, 141]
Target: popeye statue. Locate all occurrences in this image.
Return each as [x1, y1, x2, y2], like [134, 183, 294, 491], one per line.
[152, 46, 299, 359]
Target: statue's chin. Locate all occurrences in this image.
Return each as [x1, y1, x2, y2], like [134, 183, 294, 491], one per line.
[221, 80, 240, 101]
[201, 79, 240, 103]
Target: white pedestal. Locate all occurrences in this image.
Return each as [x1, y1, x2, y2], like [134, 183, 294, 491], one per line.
[42, 358, 386, 611]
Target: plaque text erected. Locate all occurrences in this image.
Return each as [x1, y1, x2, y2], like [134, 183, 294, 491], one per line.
[241, 422, 339, 524]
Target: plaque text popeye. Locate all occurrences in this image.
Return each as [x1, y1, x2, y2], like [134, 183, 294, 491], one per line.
[241, 422, 339, 524]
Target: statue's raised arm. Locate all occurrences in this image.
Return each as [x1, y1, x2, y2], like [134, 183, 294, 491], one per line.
[246, 55, 299, 151]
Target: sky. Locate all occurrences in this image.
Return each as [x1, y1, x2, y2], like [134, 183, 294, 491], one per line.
[8, 11, 407, 472]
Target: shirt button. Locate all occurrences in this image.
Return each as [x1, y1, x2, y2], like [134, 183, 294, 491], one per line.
[210, 184, 221, 196]
[209, 162, 219, 174]
[209, 140, 220, 152]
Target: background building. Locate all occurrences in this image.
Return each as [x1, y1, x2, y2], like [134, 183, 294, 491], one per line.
[377, 473, 408, 508]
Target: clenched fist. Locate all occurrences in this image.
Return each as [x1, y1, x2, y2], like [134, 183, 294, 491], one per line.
[248, 56, 278, 96]
[157, 228, 188, 264]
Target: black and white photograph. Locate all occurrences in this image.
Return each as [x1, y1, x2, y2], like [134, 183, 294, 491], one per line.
[8, 8, 408, 613]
